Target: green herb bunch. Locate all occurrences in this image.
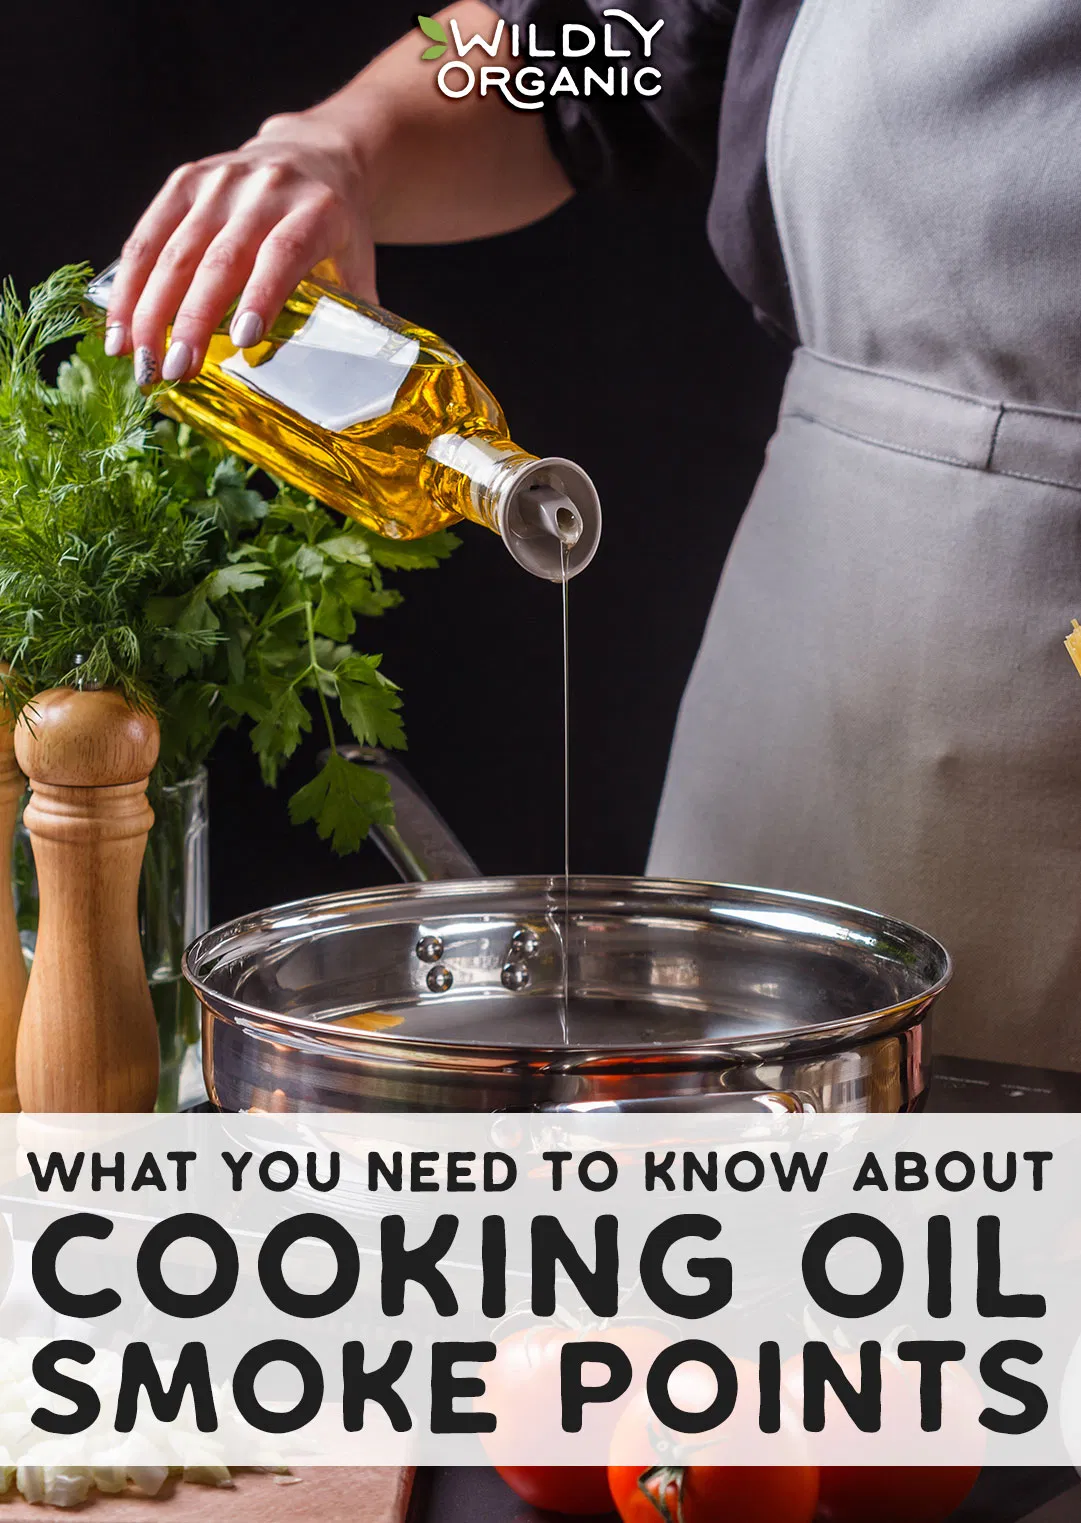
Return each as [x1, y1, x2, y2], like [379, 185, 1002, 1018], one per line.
[0, 264, 457, 851]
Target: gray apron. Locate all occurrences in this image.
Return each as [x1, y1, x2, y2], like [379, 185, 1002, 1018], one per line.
[649, 0, 1081, 1069]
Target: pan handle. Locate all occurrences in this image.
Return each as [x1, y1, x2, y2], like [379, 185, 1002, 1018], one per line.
[548, 1091, 808, 1116]
[327, 745, 482, 883]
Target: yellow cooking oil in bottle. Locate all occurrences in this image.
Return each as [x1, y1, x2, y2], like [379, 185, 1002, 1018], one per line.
[85, 263, 601, 580]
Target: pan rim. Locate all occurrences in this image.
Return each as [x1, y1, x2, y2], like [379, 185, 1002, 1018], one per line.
[184, 875, 952, 1065]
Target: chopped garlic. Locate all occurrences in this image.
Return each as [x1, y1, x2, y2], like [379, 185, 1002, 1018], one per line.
[0, 1339, 290, 1506]
[17, 1466, 93, 1508]
[90, 1467, 129, 1494]
[182, 1464, 235, 1487]
[127, 1467, 170, 1496]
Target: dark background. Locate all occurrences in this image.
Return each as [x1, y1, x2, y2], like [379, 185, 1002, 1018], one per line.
[5, 0, 787, 921]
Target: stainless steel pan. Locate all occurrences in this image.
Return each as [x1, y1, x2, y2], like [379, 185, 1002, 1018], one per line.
[183, 750, 950, 1115]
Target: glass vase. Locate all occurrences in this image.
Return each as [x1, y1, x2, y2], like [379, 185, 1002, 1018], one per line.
[13, 767, 209, 1112]
[141, 768, 210, 1111]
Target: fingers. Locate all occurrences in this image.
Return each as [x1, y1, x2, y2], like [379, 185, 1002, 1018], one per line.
[104, 165, 197, 358]
[158, 200, 286, 381]
[110, 149, 374, 386]
[229, 197, 348, 346]
[159, 235, 258, 381]
[334, 240, 380, 307]
[130, 200, 235, 384]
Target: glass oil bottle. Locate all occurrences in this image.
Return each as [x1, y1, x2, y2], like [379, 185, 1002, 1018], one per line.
[86, 265, 601, 580]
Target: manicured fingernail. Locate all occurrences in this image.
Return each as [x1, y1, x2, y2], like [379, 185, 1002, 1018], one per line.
[230, 309, 264, 348]
[162, 339, 192, 382]
[104, 324, 126, 358]
[133, 346, 158, 386]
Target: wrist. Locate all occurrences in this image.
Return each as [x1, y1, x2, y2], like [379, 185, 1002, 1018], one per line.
[314, 98, 394, 215]
[255, 107, 372, 190]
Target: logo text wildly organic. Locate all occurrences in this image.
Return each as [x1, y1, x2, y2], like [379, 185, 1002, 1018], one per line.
[417, 15, 449, 61]
[418, 10, 664, 110]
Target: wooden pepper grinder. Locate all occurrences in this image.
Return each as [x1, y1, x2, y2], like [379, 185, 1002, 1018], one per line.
[14, 688, 160, 1112]
[0, 672, 28, 1112]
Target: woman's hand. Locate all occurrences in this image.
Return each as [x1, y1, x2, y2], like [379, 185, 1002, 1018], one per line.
[103, 3, 570, 387]
[105, 112, 376, 386]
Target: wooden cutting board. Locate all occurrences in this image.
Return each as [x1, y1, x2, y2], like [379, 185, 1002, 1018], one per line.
[0, 1467, 414, 1520]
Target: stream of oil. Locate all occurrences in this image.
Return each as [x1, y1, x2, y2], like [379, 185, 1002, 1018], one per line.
[559, 541, 571, 1043]
[329, 534, 575, 1046]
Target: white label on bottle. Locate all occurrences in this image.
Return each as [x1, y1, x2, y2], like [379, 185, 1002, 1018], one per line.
[221, 296, 421, 433]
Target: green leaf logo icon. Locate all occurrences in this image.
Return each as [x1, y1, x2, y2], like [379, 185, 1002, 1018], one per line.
[417, 15, 448, 60]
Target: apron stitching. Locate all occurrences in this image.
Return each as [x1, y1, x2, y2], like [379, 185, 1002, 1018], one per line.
[800, 348, 998, 414]
[989, 466, 1081, 497]
[1007, 404, 1081, 425]
[784, 407, 981, 470]
[985, 404, 1006, 472]
[786, 407, 1081, 495]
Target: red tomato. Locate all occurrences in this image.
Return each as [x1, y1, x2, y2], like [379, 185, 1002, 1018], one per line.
[816, 1465, 980, 1523]
[482, 1324, 671, 1469]
[609, 1353, 812, 1469]
[608, 1359, 818, 1523]
[609, 1464, 818, 1523]
[778, 1347, 982, 1519]
[496, 1466, 614, 1516]
[780, 1349, 985, 1470]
